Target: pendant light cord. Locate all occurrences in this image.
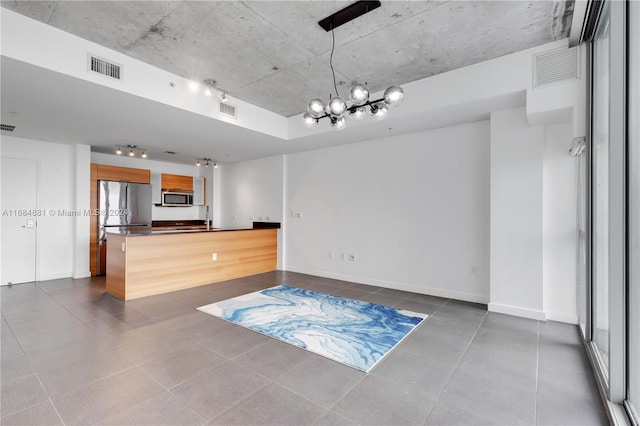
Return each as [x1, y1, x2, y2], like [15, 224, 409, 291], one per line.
[330, 27, 339, 98]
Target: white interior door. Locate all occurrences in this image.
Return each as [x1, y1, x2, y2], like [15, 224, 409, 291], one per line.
[1, 157, 38, 285]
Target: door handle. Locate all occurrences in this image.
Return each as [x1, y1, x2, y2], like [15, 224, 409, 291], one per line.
[21, 219, 35, 229]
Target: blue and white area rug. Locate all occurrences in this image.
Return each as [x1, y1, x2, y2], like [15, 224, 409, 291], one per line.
[197, 285, 427, 372]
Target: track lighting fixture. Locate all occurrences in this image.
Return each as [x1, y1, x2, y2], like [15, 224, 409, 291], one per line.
[203, 79, 229, 103]
[116, 144, 148, 159]
[196, 157, 214, 167]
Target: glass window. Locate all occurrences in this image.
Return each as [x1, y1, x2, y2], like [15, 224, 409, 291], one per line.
[627, 0, 639, 421]
[592, 1, 610, 373]
[577, 151, 588, 336]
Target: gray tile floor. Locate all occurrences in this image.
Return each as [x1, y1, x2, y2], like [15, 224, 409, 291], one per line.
[0, 271, 607, 425]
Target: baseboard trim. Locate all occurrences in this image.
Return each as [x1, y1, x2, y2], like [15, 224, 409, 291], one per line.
[38, 272, 73, 282]
[72, 270, 91, 279]
[545, 311, 579, 325]
[285, 266, 488, 304]
[488, 303, 546, 321]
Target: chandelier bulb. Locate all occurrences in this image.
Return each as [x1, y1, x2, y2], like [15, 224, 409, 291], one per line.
[350, 106, 367, 120]
[141, 151, 147, 159]
[196, 160, 201, 166]
[214, 162, 218, 169]
[129, 149, 135, 157]
[371, 103, 389, 120]
[384, 86, 404, 107]
[330, 116, 346, 130]
[308, 98, 326, 118]
[349, 82, 369, 105]
[326, 96, 347, 117]
[116, 147, 122, 155]
[303, 113, 319, 128]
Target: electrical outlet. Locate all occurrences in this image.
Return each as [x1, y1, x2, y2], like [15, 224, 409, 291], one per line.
[295, 212, 303, 218]
[348, 253, 356, 261]
[328, 251, 334, 259]
[212, 253, 218, 261]
[121, 242, 126, 252]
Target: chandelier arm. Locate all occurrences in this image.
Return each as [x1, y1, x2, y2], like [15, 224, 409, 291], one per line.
[345, 97, 385, 113]
[314, 96, 387, 122]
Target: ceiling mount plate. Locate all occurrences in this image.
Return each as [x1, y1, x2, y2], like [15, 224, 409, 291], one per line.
[318, 0, 381, 32]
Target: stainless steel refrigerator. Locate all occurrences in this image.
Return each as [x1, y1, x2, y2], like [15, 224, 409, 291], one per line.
[97, 180, 152, 275]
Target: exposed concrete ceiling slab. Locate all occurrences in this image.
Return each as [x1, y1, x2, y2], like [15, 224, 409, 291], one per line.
[1, 0, 572, 118]
[124, 2, 317, 92]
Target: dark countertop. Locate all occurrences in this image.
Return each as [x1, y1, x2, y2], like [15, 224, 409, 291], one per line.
[152, 220, 208, 227]
[106, 227, 259, 236]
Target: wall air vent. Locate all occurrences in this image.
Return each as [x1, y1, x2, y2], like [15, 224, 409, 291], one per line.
[1, 124, 16, 132]
[88, 54, 121, 80]
[533, 47, 579, 87]
[219, 102, 237, 119]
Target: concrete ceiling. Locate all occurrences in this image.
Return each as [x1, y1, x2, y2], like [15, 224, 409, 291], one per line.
[1, 1, 573, 118]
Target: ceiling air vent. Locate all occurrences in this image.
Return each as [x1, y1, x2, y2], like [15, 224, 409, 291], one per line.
[88, 54, 121, 80]
[1, 124, 16, 132]
[219, 102, 237, 119]
[533, 47, 579, 87]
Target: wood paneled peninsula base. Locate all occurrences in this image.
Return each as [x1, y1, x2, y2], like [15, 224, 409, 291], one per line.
[106, 228, 277, 300]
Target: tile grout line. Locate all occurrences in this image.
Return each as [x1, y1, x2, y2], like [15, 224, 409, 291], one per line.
[86, 367, 169, 426]
[181, 359, 276, 424]
[48, 396, 67, 426]
[424, 309, 490, 423]
[319, 299, 452, 425]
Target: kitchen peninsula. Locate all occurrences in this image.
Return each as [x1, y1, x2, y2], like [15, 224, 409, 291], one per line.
[106, 228, 277, 300]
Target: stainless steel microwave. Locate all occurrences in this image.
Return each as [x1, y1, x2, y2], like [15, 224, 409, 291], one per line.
[161, 190, 193, 207]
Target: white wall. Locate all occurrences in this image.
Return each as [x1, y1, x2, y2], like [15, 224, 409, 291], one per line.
[1, 136, 86, 280]
[489, 107, 545, 320]
[543, 122, 578, 323]
[285, 121, 491, 302]
[219, 155, 284, 229]
[219, 155, 285, 269]
[91, 152, 213, 221]
[73, 144, 91, 278]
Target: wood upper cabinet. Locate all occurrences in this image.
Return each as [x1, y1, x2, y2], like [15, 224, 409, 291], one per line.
[96, 164, 150, 184]
[161, 173, 193, 191]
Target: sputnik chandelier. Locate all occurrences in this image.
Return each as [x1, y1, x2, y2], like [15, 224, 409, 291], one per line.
[303, 1, 404, 130]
